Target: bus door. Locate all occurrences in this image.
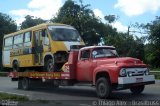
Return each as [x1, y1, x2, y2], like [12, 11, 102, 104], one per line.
[43, 29, 50, 52]
[33, 30, 43, 65]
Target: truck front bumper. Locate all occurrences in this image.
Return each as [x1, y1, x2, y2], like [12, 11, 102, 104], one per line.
[117, 75, 155, 89]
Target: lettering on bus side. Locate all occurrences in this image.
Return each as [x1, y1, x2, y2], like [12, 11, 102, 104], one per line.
[10, 47, 38, 56]
[10, 49, 23, 56]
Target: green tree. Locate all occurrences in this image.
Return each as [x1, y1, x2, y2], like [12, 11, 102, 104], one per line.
[104, 15, 118, 23]
[51, 0, 107, 45]
[143, 16, 160, 67]
[105, 32, 144, 60]
[20, 15, 46, 29]
[0, 13, 17, 69]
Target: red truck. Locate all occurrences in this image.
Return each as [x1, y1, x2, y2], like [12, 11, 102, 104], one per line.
[9, 45, 155, 98]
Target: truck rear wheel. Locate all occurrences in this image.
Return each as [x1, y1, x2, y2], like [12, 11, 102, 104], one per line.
[130, 85, 145, 94]
[96, 77, 112, 99]
[22, 78, 30, 90]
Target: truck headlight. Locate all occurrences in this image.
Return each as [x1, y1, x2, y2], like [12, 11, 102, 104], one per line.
[119, 68, 127, 77]
[128, 71, 132, 77]
[145, 69, 150, 75]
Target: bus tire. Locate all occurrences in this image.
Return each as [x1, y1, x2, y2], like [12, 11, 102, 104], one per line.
[22, 78, 30, 90]
[13, 61, 19, 72]
[130, 85, 145, 94]
[44, 59, 54, 72]
[96, 77, 111, 99]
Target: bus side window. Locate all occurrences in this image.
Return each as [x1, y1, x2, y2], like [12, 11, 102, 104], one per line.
[24, 31, 31, 47]
[13, 34, 23, 49]
[43, 30, 49, 46]
[4, 37, 13, 50]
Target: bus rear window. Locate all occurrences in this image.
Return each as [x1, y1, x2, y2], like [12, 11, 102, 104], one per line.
[4, 37, 13, 50]
[4, 37, 13, 46]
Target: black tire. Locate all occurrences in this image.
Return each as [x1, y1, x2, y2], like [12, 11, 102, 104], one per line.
[12, 61, 19, 72]
[18, 79, 23, 89]
[44, 59, 54, 72]
[130, 85, 145, 94]
[46, 83, 59, 89]
[22, 78, 30, 90]
[96, 77, 112, 99]
[53, 80, 59, 88]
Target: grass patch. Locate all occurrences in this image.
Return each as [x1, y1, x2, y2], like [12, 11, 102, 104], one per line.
[0, 72, 8, 77]
[151, 68, 160, 71]
[0, 93, 29, 101]
[150, 72, 160, 80]
[155, 75, 160, 80]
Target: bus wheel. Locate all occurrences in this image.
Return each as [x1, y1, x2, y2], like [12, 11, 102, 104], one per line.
[130, 85, 145, 94]
[45, 59, 54, 72]
[13, 61, 19, 72]
[96, 77, 112, 99]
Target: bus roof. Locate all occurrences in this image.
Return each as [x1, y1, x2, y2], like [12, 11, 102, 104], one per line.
[4, 23, 73, 38]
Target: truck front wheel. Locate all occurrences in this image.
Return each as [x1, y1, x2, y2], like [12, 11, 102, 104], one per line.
[96, 77, 112, 99]
[130, 85, 145, 94]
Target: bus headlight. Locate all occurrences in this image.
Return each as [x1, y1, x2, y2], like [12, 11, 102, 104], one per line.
[119, 68, 127, 77]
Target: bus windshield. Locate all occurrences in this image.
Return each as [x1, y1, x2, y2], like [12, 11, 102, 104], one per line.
[48, 26, 81, 41]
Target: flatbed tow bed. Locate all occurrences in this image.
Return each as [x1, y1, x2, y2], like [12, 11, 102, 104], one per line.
[8, 72, 71, 80]
[8, 71, 74, 90]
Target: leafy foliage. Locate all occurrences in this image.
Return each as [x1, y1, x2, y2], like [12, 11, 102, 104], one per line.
[0, 13, 17, 36]
[105, 33, 144, 60]
[143, 16, 160, 67]
[104, 15, 118, 23]
[20, 15, 46, 29]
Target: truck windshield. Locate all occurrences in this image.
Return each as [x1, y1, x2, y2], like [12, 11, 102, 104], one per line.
[92, 48, 118, 58]
[48, 26, 81, 41]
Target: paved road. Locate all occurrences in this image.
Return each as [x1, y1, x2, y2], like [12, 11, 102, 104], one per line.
[0, 77, 160, 106]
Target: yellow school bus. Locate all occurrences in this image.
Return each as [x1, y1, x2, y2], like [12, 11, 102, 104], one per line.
[2, 23, 85, 72]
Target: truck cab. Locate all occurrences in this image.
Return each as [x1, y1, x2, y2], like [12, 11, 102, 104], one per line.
[64, 45, 155, 98]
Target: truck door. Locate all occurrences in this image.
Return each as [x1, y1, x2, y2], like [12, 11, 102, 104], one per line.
[33, 30, 43, 65]
[77, 49, 93, 81]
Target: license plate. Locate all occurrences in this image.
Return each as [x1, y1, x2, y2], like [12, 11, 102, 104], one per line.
[136, 78, 143, 82]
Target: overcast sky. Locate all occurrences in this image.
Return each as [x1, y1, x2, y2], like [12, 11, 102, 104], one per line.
[0, 0, 160, 33]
